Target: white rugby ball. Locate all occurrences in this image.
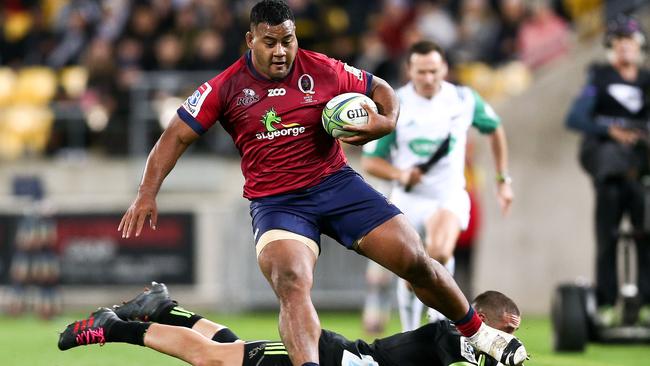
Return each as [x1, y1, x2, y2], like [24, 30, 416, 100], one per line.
[321, 92, 378, 138]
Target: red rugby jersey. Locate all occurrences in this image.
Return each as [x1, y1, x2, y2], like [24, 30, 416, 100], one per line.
[177, 49, 373, 199]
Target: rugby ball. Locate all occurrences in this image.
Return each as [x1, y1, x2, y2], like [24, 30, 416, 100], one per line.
[322, 92, 378, 138]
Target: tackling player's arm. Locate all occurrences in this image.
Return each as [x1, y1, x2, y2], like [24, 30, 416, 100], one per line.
[339, 75, 399, 145]
[119, 116, 200, 238]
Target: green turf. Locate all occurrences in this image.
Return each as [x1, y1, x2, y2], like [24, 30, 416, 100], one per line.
[1, 311, 649, 365]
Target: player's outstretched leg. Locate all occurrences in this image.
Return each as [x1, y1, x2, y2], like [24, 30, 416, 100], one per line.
[467, 322, 528, 366]
[58, 307, 243, 365]
[58, 307, 150, 350]
[114, 282, 234, 342]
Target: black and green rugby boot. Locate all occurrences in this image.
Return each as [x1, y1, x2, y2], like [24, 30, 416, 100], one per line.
[58, 307, 119, 350]
[113, 281, 173, 321]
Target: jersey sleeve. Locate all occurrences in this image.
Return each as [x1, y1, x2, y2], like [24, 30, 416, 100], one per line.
[362, 131, 395, 159]
[329, 58, 374, 96]
[469, 89, 501, 134]
[177, 79, 222, 135]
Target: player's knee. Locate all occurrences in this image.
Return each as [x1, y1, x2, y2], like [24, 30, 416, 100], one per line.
[400, 252, 438, 286]
[269, 265, 313, 297]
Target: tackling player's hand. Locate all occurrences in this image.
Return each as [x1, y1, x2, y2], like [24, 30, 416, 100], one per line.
[118, 191, 158, 238]
[338, 103, 395, 146]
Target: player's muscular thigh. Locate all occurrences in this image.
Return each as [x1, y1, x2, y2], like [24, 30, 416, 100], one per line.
[358, 215, 426, 276]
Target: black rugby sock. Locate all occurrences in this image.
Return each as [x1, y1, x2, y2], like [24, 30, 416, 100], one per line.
[153, 302, 203, 328]
[106, 320, 151, 346]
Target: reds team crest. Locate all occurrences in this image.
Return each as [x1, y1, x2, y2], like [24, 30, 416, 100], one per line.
[298, 74, 316, 104]
[237, 88, 260, 106]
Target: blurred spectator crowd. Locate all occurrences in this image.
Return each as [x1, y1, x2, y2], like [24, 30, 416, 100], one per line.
[0, 0, 608, 159]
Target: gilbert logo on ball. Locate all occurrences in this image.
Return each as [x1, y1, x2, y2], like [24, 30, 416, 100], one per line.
[322, 92, 378, 138]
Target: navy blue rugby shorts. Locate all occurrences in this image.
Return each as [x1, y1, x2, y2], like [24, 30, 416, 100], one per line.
[249, 165, 402, 251]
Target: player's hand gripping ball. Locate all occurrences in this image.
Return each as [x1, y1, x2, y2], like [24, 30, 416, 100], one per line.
[322, 92, 378, 138]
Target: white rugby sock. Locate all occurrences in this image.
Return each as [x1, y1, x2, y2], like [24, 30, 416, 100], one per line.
[410, 294, 424, 330]
[397, 280, 424, 331]
[445, 256, 455, 276]
[397, 280, 413, 331]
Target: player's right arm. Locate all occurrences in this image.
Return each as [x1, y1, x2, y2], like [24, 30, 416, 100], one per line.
[119, 116, 200, 238]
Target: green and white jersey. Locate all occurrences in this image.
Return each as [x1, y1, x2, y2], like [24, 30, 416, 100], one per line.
[363, 80, 500, 198]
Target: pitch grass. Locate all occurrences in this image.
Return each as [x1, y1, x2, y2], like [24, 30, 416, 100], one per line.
[1, 311, 649, 366]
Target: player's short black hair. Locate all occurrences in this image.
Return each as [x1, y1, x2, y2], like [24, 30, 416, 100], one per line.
[250, 0, 295, 27]
[406, 40, 446, 63]
[472, 290, 520, 319]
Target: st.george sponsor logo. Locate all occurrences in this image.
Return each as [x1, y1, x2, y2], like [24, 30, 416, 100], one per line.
[256, 126, 306, 140]
[256, 108, 306, 140]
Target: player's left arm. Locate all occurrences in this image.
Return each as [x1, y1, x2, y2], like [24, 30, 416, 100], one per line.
[470, 89, 513, 216]
[339, 75, 399, 146]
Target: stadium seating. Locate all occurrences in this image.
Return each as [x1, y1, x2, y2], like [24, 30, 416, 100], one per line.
[0, 64, 91, 160]
[0, 105, 54, 159]
[12, 67, 57, 106]
[0, 67, 16, 107]
[60, 66, 88, 99]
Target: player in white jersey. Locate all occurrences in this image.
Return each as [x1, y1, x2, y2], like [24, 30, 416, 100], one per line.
[361, 40, 514, 332]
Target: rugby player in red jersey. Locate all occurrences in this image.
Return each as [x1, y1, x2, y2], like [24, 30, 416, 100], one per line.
[118, 1, 527, 365]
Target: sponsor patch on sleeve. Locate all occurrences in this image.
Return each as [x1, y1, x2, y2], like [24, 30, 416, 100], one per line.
[182, 82, 213, 117]
[344, 63, 363, 81]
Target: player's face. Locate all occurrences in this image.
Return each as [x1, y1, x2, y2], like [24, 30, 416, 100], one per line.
[611, 35, 642, 65]
[407, 51, 448, 99]
[246, 20, 298, 80]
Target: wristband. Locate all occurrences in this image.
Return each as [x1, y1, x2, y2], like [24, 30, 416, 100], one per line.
[496, 173, 512, 184]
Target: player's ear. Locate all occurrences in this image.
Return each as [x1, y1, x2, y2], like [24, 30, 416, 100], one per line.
[246, 31, 254, 49]
[477, 312, 488, 323]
